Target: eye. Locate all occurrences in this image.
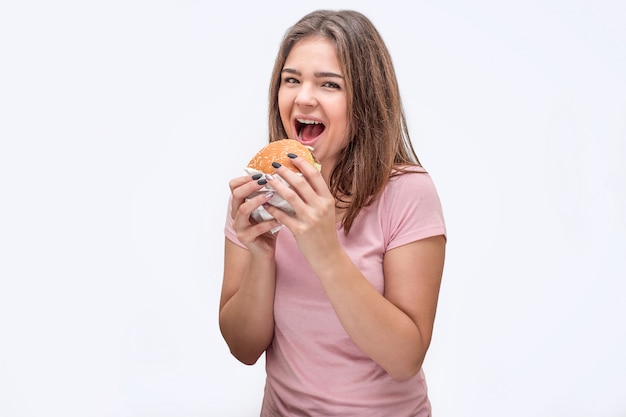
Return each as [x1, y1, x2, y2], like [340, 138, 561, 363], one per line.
[322, 81, 341, 89]
[282, 76, 299, 85]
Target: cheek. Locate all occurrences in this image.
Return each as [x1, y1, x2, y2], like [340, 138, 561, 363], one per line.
[330, 101, 349, 130]
[278, 87, 291, 109]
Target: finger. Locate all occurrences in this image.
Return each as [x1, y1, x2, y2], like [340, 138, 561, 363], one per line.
[230, 173, 266, 196]
[234, 189, 275, 222]
[233, 192, 282, 243]
[262, 202, 294, 228]
[263, 172, 315, 221]
[230, 175, 269, 214]
[228, 175, 252, 192]
[236, 217, 281, 245]
[267, 163, 317, 204]
[261, 173, 318, 235]
[284, 154, 330, 196]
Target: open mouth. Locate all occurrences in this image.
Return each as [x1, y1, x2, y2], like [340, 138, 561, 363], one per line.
[295, 118, 325, 145]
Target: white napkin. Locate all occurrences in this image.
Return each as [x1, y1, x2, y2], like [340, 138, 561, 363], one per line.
[244, 167, 299, 233]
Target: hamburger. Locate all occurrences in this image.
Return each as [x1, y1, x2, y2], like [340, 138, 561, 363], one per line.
[244, 139, 320, 230]
[246, 138, 321, 174]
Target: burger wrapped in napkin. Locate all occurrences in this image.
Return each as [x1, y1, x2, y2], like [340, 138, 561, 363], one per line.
[245, 139, 321, 232]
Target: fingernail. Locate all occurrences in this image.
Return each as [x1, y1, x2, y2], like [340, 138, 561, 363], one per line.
[263, 191, 274, 199]
[251, 173, 262, 180]
[287, 153, 297, 159]
[265, 173, 274, 181]
[257, 179, 267, 185]
[272, 162, 282, 169]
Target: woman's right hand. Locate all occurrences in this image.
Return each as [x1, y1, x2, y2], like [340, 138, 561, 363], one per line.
[229, 175, 282, 256]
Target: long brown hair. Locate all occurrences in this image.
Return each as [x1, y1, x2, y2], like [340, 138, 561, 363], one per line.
[268, 10, 421, 233]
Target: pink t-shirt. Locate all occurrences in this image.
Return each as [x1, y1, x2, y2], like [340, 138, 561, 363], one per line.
[224, 167, 446, 416]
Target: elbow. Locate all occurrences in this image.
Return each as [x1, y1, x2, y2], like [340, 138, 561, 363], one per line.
[223, 333, 268, 365]
[219, 317, 269, 366]
[388, 366, 421, 382]
[232, 349, 263, 366]
[385, 355, 425, 381]
[387, 364, 422, 382]
[387, 337, 431, 381]
[222, 338, 265, 365]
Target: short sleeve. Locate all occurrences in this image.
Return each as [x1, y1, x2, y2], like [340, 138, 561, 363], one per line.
[382, 170, 447, 251]
[224, 195, 248, 249]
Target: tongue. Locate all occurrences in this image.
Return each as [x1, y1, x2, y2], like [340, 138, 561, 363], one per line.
[300, 123, 324, 142]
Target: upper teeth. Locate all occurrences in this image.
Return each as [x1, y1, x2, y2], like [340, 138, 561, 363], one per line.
[297, 119, 321, 124]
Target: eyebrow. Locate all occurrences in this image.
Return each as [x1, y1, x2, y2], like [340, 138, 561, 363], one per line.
[282, 68, 344, 79]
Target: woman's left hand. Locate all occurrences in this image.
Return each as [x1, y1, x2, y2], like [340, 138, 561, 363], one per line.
[262, 155, 339, 264]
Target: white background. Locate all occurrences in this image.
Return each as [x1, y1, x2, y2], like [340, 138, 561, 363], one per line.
[1, 0, 625, 416]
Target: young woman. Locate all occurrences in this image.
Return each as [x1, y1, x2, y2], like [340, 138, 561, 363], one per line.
[220, 10, 446, 416]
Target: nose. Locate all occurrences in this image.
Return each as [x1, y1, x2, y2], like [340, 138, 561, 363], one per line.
[294, 83, 317, 107]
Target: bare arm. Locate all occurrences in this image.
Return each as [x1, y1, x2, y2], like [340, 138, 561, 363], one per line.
[219, 238, 276, 365]
[218, 175, 281, 365]
[311, 235, 445, 380]
[265, 157, 446, 380]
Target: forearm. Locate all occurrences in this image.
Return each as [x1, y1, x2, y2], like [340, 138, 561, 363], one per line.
[313, 251, 429, 380]
[219, 255, 276, 365]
